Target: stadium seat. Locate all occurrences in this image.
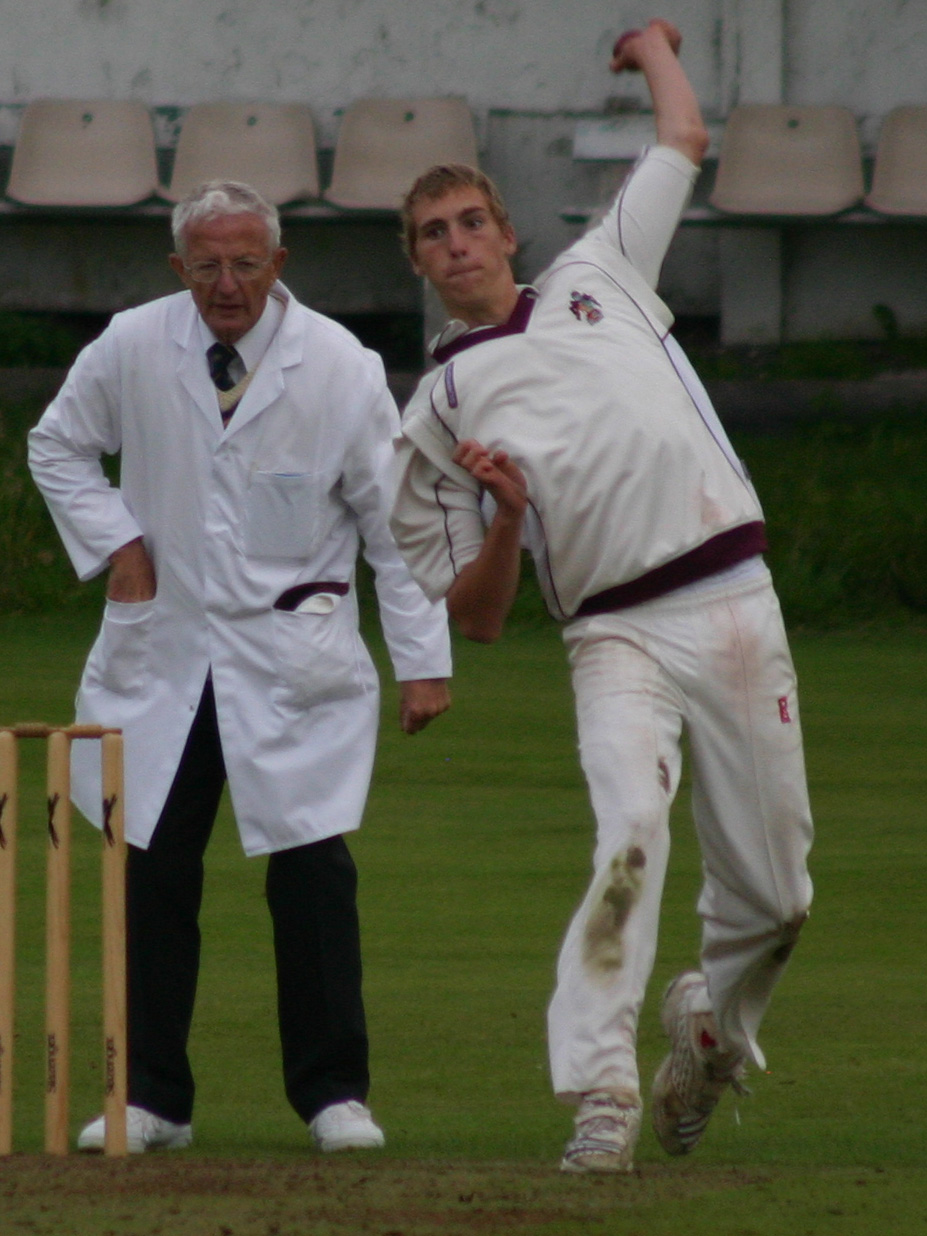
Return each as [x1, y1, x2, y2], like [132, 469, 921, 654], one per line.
[710, 104, 864, 215]
[324, 96, 478, 209]
[865, 106, 927, 216]
[6, 99, 159, 206]
[163, 102, 320, 205]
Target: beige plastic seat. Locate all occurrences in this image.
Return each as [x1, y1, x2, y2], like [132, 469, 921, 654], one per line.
[710, 104, 864, 215]
[164, 102, 320, 205]
[6, 99, 159, 206]
[324, 97, 478, 209]
[865, 106, 927, 215]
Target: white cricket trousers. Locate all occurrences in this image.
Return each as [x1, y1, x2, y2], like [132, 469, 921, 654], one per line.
[548, 567, 814, 1105]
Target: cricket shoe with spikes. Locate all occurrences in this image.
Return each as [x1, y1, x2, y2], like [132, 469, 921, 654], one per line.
[560, 1090, 642, 1173]
[651, 970, 748, 1156]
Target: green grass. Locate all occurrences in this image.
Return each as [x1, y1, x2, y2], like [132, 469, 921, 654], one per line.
[1, 613, 926, 1232]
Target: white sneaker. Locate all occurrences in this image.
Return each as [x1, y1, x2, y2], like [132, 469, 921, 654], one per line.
[77, 1105, 193, 1154]
[560, 1091, 642, 1173]
[651, 971, 747, 1156]
[309, 1100, 385, 1152]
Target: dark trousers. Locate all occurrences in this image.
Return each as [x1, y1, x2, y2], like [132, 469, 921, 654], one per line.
[126, 677, 370, 1125]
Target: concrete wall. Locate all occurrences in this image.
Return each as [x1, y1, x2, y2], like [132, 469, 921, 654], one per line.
[0, 0, 924, 341]
[787, 0, 927, 145]
[0, 1, 718, 145]
[2, 2, 920, 142]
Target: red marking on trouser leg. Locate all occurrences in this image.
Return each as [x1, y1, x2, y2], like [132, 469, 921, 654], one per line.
[778, 696, 792, 723]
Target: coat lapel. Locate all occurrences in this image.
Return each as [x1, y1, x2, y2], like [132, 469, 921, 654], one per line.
[168, 284, 304, 438]
[169, 295, 226, 432]
[221, 284, 304, 438]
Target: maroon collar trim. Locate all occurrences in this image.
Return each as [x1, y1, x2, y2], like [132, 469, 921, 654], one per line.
[432, 287, 538, 365]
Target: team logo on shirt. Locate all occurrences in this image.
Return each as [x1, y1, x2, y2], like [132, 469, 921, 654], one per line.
[569, 291, 604, 324]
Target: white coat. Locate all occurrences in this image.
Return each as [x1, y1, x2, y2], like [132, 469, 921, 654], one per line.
[28, 283, 451, 855]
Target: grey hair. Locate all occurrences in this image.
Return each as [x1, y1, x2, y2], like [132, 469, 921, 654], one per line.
[171, 180, 281, 256]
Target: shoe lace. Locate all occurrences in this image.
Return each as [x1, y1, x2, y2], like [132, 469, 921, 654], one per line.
[729, 1072, 750, 1098]
[579, 1111, 633, 1136]
[576, 1094, 640, 1136]
[132, 1109, 164, 1144]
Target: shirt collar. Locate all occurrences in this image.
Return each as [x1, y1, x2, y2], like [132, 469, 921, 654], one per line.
[430, 286, 538, 365]
[197, 286, 286, 372]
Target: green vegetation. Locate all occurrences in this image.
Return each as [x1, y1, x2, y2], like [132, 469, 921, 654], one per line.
[0, 398, 108, 613]
[681, 318, 927, 381]
[735, 414, 927, 627]
[0, 615, 925, 1232]
[0, 310, 96, 368]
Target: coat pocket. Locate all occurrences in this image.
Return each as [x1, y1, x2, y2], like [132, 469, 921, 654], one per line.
[271, 592, 375, 710]
[84, 598, 155, 696]
[243, 471, 321, 559]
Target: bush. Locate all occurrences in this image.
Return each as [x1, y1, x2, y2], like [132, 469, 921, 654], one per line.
[734, 414, 927, 627]
[0, 311, 91, 368]
[0, 399, 105, 613]
[680, 323, 927, 382]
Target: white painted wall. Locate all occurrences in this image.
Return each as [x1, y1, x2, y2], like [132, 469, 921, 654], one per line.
[787, 0, 927, 147]
[0, 1, 722, 145]
[0, 0, 921, 138]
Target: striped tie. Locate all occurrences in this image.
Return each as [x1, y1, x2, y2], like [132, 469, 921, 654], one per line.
[207, 342, 239, 392]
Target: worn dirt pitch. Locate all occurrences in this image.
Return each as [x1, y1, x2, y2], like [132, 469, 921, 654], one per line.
[0, 1155, 772, 1235]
